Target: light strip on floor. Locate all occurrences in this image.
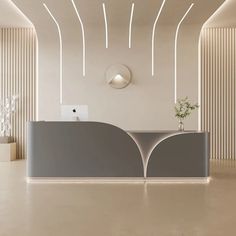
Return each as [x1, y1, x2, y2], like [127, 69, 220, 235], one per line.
[26, 177, 210, 184]
[147, 177, 211, 184]
[174, 3, 194, 103]
[26, 177, 145, 184]
[151, 0, 166, 77]
[129, 3, 135, 49]
[71, 0, 86, 77]
[43, 3, 63, 104]
[102, 3, 108, 48]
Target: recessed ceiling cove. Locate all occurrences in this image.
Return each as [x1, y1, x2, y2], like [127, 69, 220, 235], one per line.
[0, 0, 31, 27]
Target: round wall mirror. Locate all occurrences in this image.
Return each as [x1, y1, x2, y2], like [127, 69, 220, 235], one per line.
[106, 64, 132, 89]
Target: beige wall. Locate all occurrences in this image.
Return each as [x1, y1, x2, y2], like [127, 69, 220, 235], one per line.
[0, 28, 36, 159]
[201, 0, 236, 160]
[12, 0, 224, 131]
[200, 28, 236, 160]
[36, 24, 197, 131]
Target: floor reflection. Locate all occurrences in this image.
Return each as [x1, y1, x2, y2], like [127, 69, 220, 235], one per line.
[0, 160, 236, 236]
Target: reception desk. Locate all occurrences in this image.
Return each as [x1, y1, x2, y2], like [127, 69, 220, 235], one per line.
[27, 122, 209, 183]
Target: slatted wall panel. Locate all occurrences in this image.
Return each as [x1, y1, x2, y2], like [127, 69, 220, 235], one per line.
[201, 28, 236, 160]
[0, 28, 36, 159]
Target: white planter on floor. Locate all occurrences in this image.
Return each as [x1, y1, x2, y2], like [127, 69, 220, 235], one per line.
[0, 143, 16, 161]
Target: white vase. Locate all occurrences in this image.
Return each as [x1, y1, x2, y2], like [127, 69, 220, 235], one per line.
[178, 120, 184, 132]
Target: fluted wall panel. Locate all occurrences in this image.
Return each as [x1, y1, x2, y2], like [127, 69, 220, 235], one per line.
[0, 28, 36, 159]
[201, 28, 236, 160]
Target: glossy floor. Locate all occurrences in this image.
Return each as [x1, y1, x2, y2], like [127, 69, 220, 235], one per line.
[0, 160, 236, 236]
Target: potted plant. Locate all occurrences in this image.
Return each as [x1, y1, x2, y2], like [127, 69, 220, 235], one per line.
[174, 97, 199, 131]
[0, 96, 17, 143]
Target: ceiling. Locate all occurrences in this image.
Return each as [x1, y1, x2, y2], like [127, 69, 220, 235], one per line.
[0, 0, 31, 27]
[0, 0, 226, 29]
[1, 0, 235, 29]
[205, 0, 236, 27]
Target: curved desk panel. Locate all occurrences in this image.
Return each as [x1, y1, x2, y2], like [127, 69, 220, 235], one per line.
[127, 131, 181, 177]
[27, 122, 143, 178]
[146, 132, 209, 177]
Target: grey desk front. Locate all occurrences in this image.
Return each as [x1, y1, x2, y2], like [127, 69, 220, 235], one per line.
[127, 131, 209, 178]
[27, 122, 209, 179]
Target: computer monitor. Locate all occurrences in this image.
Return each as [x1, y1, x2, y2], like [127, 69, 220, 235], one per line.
[60, 105, 88, 121]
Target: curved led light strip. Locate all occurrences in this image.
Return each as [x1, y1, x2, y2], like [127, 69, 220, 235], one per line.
[174, 3, 194, 103]
[151, 0, 166, 77]
[71, 0, 86, 77]
[198, 33, 201, 131]
[129, 3, 135, 49]
[102, 3, 108, 48]
[43, 3, 63, 104]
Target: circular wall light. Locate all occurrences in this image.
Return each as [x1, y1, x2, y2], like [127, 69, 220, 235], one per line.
[106, 64, 132, 89]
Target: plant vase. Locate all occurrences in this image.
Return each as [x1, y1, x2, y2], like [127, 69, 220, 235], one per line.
[178, 119, 184, 132]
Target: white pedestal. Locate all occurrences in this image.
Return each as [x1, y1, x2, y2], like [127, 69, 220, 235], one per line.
[0, 143, 16, 161]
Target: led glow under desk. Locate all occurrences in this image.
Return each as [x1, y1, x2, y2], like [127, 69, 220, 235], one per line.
[27, 122, 209, 183]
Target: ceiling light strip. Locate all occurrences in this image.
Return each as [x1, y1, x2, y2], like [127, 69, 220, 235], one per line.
[71, 0, 86, 77]
[151, 0, 166, 77]
[43, 3, 63, 104]
[129, 3, 135, 49]
[174, 3, 194, 103]
[102, 3, 108, 48]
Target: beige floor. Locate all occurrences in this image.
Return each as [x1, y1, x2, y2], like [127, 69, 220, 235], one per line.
[0, 161, 236, 236]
